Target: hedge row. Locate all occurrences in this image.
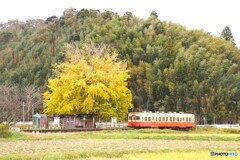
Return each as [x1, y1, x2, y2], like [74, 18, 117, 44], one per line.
[0, 123, 11, 138]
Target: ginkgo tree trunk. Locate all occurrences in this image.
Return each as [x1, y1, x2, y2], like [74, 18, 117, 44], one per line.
[43, 44, 133, 121]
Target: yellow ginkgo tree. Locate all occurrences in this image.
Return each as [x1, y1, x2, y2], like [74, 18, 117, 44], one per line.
[43, 44, 132, 121]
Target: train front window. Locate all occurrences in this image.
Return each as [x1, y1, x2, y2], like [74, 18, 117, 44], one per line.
[136, 116, 140, 120]
[128, 116, 132, 121]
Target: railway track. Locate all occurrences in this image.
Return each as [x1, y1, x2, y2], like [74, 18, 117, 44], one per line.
[24, 128, 128, 133]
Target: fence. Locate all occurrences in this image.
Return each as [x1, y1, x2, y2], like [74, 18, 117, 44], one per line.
[95, 122, 128, 129]
[197, 124, 240, 129]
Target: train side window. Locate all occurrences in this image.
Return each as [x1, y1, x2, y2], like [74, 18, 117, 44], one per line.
[162, 117, 165, 122]
[145, 117, 147, 121]
[176, 117, 179, 122]
[159, 117, 161, 122]
[170, 117, 172, 122]
[182, 118, 185, 121]
[186, 117, 188, 122]
[166, 117, 168, 122]
[180, 118, 182, 122]
[136, 116, 140, 121]
[173, 117, 175, 122]
[128, 116, 132, 121]
[148, 117, 151, 121]
[152, 117, 154, 121]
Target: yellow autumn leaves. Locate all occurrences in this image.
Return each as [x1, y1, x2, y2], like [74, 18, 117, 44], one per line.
[43, 44, 132, 121]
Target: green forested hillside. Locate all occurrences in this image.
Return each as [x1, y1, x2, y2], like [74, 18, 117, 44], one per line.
[0, 8, 239, 123]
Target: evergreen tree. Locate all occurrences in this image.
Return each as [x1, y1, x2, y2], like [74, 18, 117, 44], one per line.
[221, 26, 234, 41]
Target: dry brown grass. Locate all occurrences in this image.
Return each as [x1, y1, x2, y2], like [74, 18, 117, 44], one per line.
[0, 139, 240, 157]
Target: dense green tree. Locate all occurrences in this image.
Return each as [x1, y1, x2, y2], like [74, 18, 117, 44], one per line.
[45, 16, 58, 24]
[0, 31, 13, 44]
[77, 9, 90, 21]
[150, 11, 158, 18]
[221, 26, 234, 41]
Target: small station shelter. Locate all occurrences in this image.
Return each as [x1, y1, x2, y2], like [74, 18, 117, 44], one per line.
[59, 114, 96, 129]
[32, 113, 49, 129]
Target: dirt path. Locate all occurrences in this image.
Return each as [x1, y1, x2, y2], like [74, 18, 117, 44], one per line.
[0, 139, 239, 156]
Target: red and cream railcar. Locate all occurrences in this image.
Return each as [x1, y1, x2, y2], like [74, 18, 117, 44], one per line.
[128, 112, 195, 129]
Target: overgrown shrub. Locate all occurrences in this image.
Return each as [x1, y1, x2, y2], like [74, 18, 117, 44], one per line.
[222, 128, 240, 134]
[0, 123, 11, 138]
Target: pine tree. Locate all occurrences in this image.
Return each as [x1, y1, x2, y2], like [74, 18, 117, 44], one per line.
[221, 26, 234, 41]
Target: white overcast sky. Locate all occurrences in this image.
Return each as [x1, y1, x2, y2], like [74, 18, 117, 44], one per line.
[0, 0, 239, 48]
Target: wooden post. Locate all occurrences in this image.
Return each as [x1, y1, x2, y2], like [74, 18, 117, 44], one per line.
[83, 116, 86, 128]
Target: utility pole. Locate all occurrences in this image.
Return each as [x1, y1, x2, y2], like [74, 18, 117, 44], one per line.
[22, 102, 25, 122]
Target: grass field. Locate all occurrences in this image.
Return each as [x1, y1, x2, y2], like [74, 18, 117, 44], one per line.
[0, 127, 239, 160]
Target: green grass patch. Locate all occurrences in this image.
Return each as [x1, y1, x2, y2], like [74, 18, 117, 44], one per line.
[1, 149, 239, 160]
[87, 150, 240, 160]
[55, 129, 240, 141]
[193, 126, 240, 134]
[1, 127, 240, 142]
[0, 131, 30, 141]
[1, 127, 239, 160]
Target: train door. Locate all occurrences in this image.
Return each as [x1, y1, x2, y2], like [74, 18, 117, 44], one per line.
[128, 114, 136, 127]
[132, 115, 136, 122]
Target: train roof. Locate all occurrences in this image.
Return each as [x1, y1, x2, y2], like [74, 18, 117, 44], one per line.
[129, 112, 194, 116]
